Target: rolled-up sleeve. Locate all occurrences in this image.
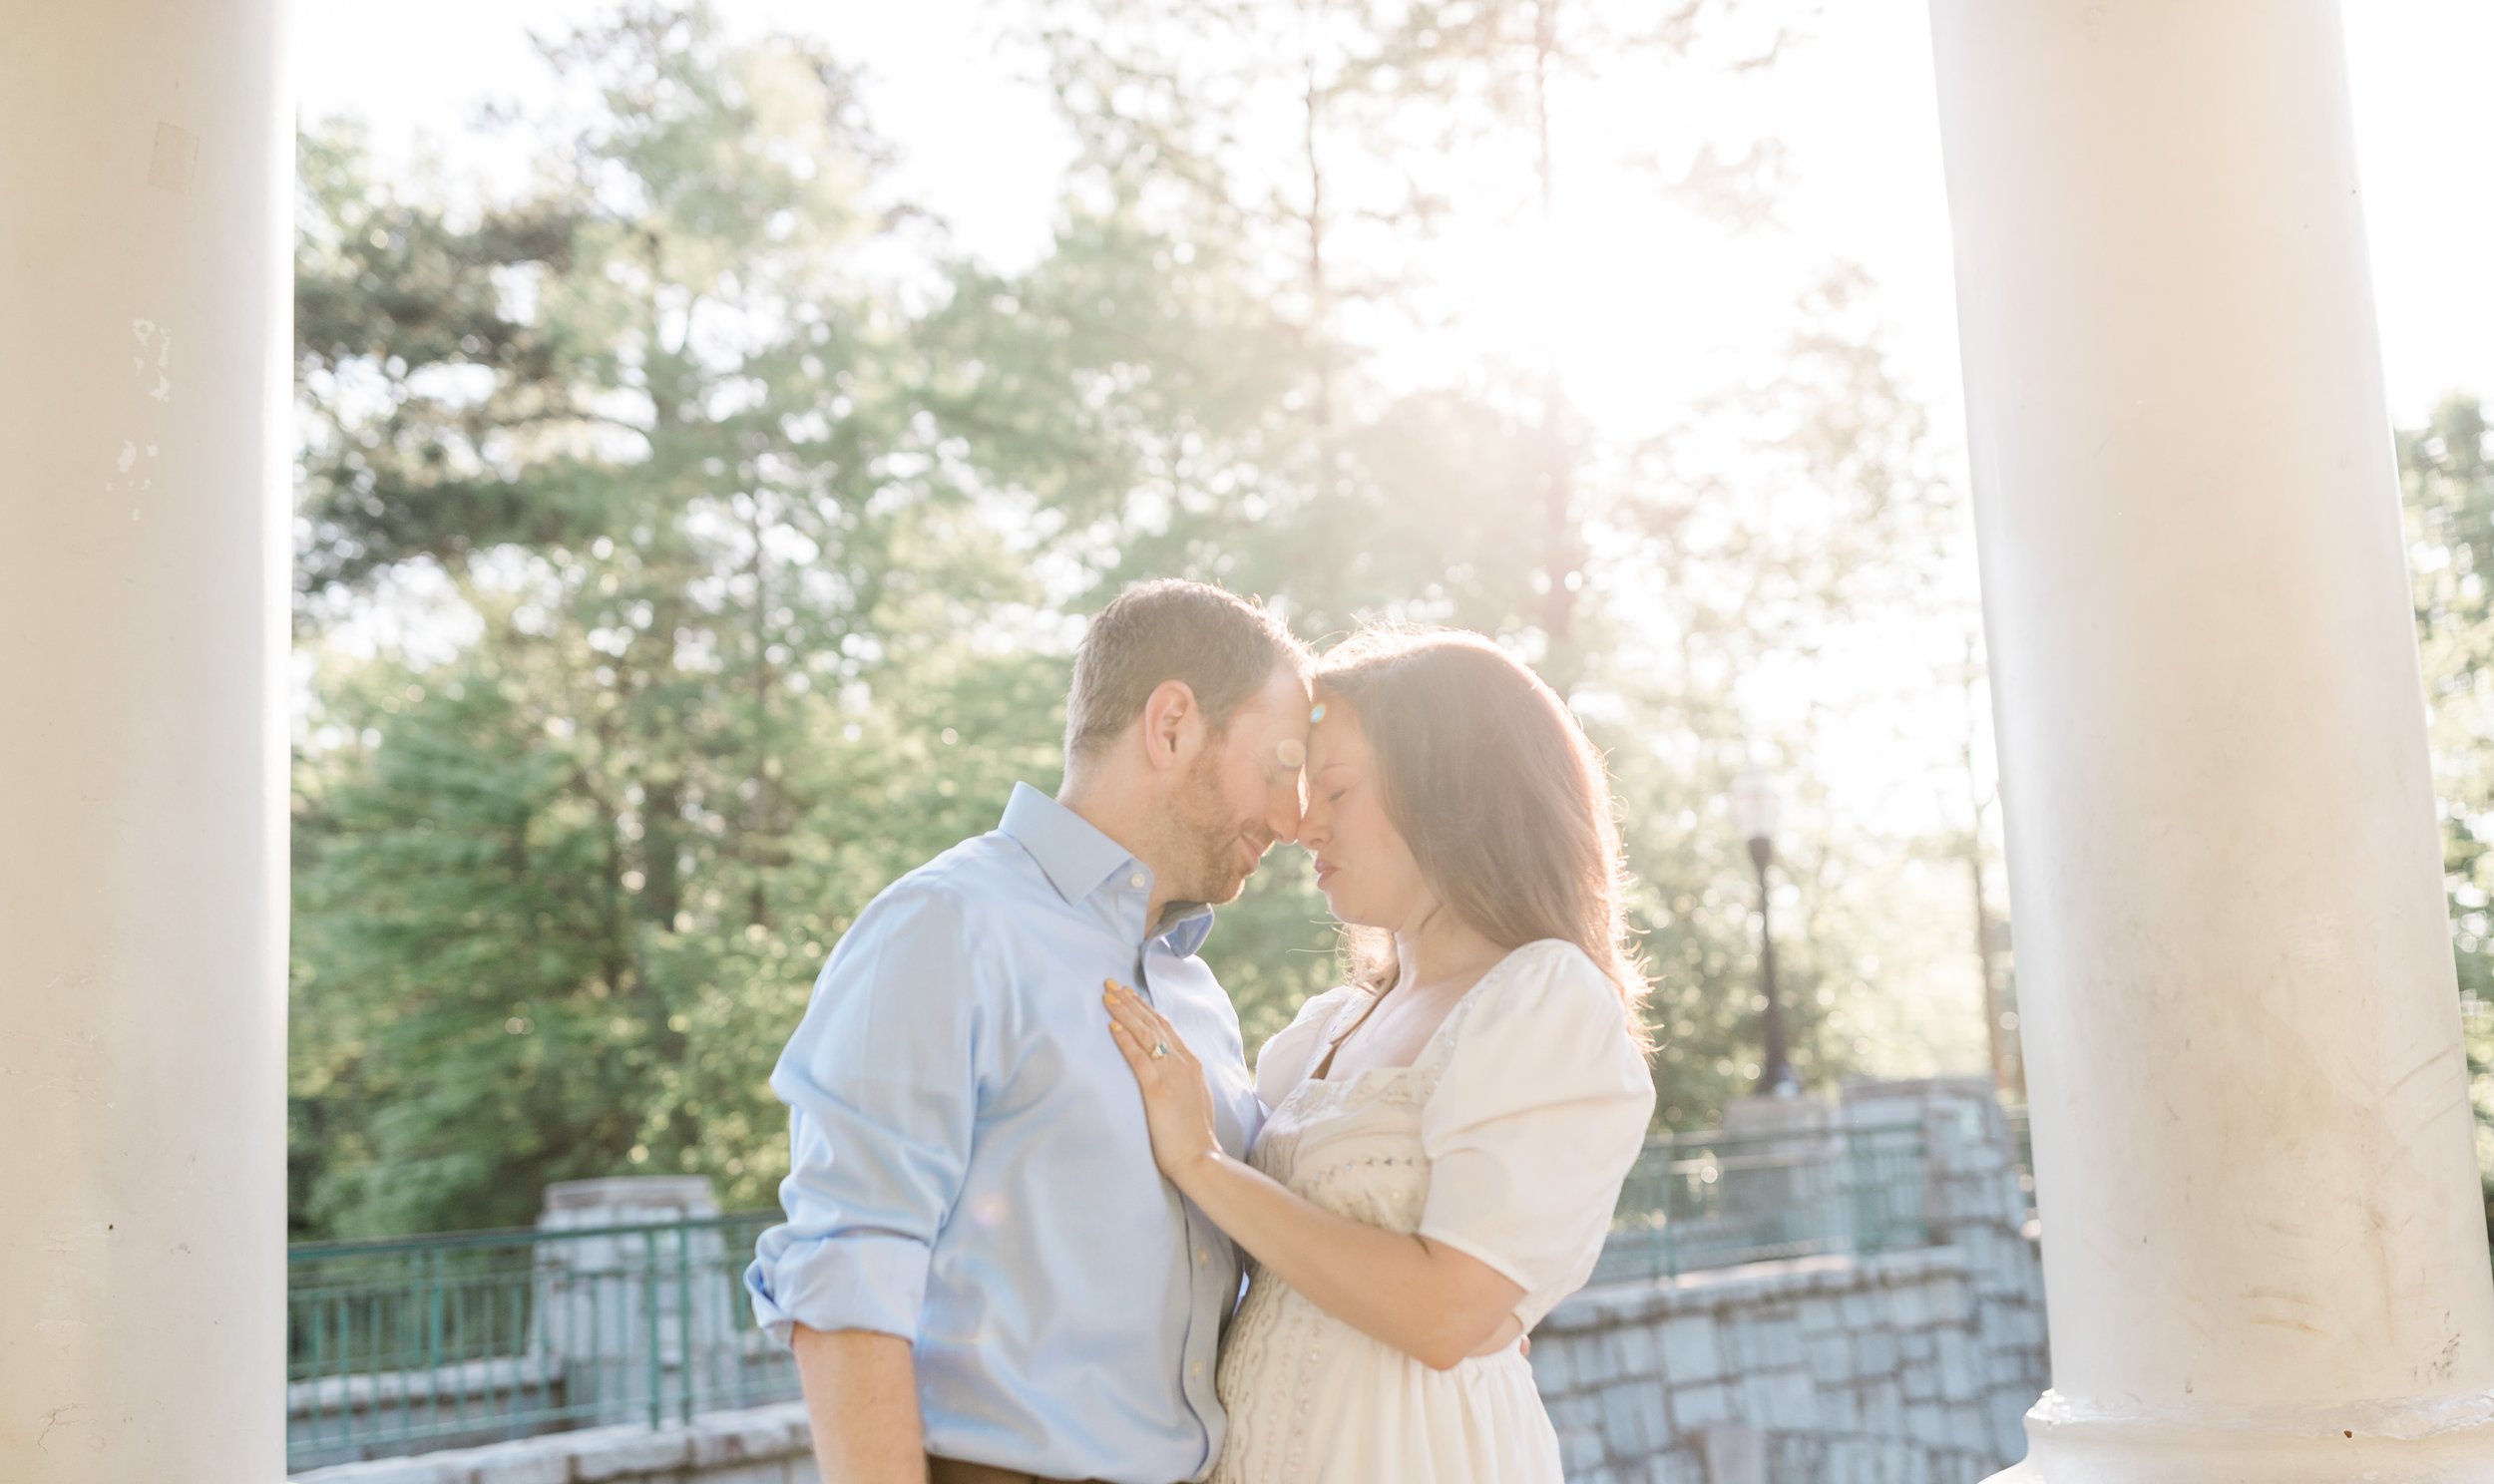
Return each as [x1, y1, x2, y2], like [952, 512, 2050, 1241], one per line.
[745, 885, 978, 1346]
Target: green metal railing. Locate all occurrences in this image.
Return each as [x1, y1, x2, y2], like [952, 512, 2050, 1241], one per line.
[286, 1211, 795, 1472]
[1591, 1122, 1931, 1284]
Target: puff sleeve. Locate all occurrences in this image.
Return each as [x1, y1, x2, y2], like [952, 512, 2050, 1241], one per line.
[1416, 940, 1655, 1327]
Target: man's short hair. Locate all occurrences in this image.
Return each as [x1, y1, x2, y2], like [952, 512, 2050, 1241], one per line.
[1064, 580, 1312, 762]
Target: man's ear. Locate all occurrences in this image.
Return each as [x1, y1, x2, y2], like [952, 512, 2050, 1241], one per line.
[1137, 680, 1200, 772]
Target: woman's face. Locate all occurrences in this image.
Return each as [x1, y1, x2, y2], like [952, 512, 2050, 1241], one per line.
[1298, 698, 1433, 932]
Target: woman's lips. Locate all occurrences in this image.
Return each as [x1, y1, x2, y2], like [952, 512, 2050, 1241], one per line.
[1314, 861, 1338, 887]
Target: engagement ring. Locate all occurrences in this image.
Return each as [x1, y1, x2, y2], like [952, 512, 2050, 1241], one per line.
[1151, 1041, 1169, 1059]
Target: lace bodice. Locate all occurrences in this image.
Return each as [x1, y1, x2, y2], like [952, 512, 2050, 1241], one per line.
[1214, 1007, 1460, 1484]
[1209, 941, 1657, 1484]
[1241, 996, 1464, 1230]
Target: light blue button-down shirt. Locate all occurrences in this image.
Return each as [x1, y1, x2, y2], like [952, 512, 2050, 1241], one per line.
[746, 783, 1262, 1483]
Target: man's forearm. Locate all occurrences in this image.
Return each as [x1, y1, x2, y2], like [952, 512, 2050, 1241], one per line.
[791, 1324, 929, 1484]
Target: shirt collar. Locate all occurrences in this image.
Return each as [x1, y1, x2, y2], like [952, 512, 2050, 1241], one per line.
[997, 782, 1217, 956]
[1160, 903, 1217, 959]
[1001, 782, 1131, 903]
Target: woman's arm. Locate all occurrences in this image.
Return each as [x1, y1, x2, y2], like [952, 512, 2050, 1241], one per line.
[1104, 981, 1525, 1370]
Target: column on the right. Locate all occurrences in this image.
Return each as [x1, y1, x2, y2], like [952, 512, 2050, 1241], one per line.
[1928, 0, 2494, 1477]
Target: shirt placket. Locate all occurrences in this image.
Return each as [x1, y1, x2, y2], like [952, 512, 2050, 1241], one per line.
[1128, 893, 1225, 1469]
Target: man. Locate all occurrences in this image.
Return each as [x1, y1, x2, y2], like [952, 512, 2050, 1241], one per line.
[746, 579, 1314, 1484]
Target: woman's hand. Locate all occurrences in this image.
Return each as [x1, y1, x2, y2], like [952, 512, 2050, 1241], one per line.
[1102, 979, 1223, 1188]
[1104, 977, 1531, 1370]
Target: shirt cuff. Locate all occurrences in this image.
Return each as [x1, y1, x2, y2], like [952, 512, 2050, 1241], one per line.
[745, 1232, 933, 1347]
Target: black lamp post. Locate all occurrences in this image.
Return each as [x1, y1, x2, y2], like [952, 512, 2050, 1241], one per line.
[1733, 766, 1798, 1098]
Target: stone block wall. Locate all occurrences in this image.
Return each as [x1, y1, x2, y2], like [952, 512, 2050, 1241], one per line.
[1531, 1246, 2040, 1483]
[1527, 1077, 2048, 1483]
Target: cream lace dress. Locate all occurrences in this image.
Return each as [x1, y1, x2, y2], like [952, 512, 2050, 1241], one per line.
[1209, 939, 1656, 1484]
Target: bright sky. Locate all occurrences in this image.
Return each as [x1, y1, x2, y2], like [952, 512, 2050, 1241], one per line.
[293, 0, 2494, 840]
[297, 0, 2494, 431]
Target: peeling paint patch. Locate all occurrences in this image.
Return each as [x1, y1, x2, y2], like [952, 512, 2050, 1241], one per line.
[130, 319, 171, 402]
[106, 435, 159, 505]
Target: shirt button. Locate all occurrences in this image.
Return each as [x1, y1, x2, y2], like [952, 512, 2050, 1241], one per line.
[1191, 1361, 1205, 1379]
[1196, 1248, 1210, 1265]
[1128, 872, 1147, 890]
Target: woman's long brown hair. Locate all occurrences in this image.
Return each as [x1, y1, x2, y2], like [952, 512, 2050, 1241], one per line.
[1316, 624, 1653, 1050]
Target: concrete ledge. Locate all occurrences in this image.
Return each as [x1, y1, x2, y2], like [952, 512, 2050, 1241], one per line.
[1541, 1247, 1968, 1334]
[289, 1355, 565, 1416]
[288, 1402, 815, 1484]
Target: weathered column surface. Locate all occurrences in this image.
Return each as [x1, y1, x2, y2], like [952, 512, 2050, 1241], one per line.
[1930, 0, 2494, 1478]
[0, 3, 290, 1481]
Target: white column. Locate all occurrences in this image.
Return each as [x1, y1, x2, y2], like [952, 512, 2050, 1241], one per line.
[1929, 1, 2494, 1477]
[0, 3, 290, 1481]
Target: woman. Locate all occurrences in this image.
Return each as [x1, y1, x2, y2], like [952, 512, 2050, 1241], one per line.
[1102, 624, 1657, 1483]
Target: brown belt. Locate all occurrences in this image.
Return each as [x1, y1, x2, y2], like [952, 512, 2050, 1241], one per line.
[926, 1455, 1121, 1484]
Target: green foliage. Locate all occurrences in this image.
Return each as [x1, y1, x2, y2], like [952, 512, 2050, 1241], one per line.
[292, 0, 1996, 1238]
[2399, 395, 2494, 1214]
[290, 5, 1043, 1234]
